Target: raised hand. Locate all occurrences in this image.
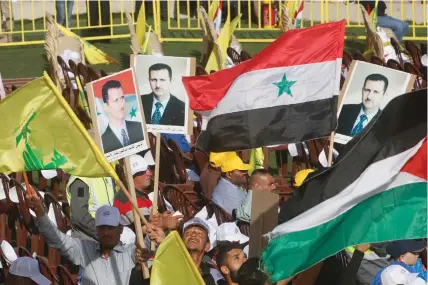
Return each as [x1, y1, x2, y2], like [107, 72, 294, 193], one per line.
[25, 189, 45, 217]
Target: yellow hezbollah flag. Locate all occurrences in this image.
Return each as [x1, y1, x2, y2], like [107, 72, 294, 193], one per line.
[0, 72, 118, 180]
[370, 0, 379, 27]
[151, 231, 205, 285]
[57, 24, 119, 65]
[248, 147, 264, 176]
[205, 13, 241, 72]
[135, 3, 146, 49]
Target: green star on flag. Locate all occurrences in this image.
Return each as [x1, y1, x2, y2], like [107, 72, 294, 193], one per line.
[273, 73, 296, 97]
[129, 107, 137, 118]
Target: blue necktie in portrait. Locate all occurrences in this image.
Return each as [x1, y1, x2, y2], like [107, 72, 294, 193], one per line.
[121, 129, 130, 146]
[151, 102, 163, 124]
[350, 114, 368, 136]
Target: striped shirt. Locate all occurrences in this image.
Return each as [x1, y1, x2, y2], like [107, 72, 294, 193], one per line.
[36, 215, 136, 285]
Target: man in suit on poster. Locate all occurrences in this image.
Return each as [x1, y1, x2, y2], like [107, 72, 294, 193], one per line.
[337, 73, 388, 137]
[101, 80, 145, 153]
[141, 63, 185, 126]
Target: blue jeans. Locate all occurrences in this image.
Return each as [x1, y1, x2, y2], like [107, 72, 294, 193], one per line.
[56, 0, 74, 27]
[377, 15, 409, 41]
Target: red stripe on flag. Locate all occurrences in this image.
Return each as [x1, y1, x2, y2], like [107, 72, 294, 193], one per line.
[183, 20, 345, 111]
[401, 138, 427, 181]
[294, 1, 304, 19]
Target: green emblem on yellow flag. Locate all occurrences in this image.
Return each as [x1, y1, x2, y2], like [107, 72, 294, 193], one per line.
[0, 72, 118, 180]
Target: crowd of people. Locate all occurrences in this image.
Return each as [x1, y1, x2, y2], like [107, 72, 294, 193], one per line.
[0, 1, 427, 285]
[1, 146, 426, 285]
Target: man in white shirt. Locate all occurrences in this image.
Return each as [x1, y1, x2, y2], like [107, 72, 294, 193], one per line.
[337, 73, 389, 137]
[101, 80, 145, 153]
[141, 63, 185, 126]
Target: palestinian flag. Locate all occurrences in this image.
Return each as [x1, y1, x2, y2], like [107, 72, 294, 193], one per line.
[183, 21, 345, 152]
[262, 89, 427, 282]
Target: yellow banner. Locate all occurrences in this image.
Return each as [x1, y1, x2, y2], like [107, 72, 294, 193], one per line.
[57, 24, 119, 65]
[151, 231, 205, 285]
[0, 73, 118, 180]
[205, 13, 242, 73]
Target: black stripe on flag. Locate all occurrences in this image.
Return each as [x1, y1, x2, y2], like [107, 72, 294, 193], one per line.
[197, 97, 338, 152]
[278, 88, 428, 224]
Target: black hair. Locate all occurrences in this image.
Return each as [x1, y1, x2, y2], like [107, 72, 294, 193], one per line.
[364, 73, 389, 93]
[101, 80, 122, 103]
[236, 258, 268, 285]
[216, 242, 246, 267]
[149, 63, 172, 79]
[249, 169, 272, 188]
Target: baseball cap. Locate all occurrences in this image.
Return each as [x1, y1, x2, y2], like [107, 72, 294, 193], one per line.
[182, 217, 210, 236]
[129, 155, 149, 176]
[216, 222, 249, 245]
[41, 170, 57, 179]
[294, 169, 314, 187]
[95, 205, 121, 227]
[9, 257, 51, 285]
[210, 152, 250, 173]
[380, 265, 425, 285]
[387, 239, 425, 259]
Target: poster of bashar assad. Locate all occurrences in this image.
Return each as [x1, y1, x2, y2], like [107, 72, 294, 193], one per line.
[335, 61, 414, 145]
[134, 55, 193, 134]
[87, 68, 149, 162]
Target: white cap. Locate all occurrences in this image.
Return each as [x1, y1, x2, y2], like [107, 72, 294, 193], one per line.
[144, 151, 155, 166]
[129, 152, 155, 176]
[41, 170, 57, 179]
[9, 257, 51, 285]
[1, 240, 17, 265]
[421, 54, 427, 67]
[95, 205, 121, 227]
[216, 222, 249, 244]
[381, 265, 423, 285]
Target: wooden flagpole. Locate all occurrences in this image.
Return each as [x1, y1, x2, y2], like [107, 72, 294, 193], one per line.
[150, 133, 162, 251]
[23, 172, 37, 195]
[327, 132, 335, 167]
[124, 157, 150, 279]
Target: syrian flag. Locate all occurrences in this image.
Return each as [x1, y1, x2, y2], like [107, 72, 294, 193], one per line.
[182, 21, 345, 152]
[213, 1, 223, 36]
[262, 89, 427, 282]
[294, 1, 304, 28]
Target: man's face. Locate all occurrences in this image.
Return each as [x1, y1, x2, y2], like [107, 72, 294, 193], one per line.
[96, 225, 123, 250]
[133, 169, 153, 191]
[227, 170, 248, 186]
[149, 69, 171, 99]
[222, 248, 248, 282]
[362, 80, 385, 114]
[254, 174, 276, 192]
[399, 251, 421, 266]
[105, 87, 126, 122]
[183, 226, 210, 253]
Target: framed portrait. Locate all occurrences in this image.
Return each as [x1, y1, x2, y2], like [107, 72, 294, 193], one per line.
[335, 61, 415, 145]
[133, 55, 195, 134]
[86, 68, 149, 162]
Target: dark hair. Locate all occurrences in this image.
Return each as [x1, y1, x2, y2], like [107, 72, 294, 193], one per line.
[236, 258, 268, 285]
[101, 80, 122, 103]
[364, 73, 389, 93]
[149, 63, 172, 79]
[249, 169, 271, 188]
[216, 242, 246, 270]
